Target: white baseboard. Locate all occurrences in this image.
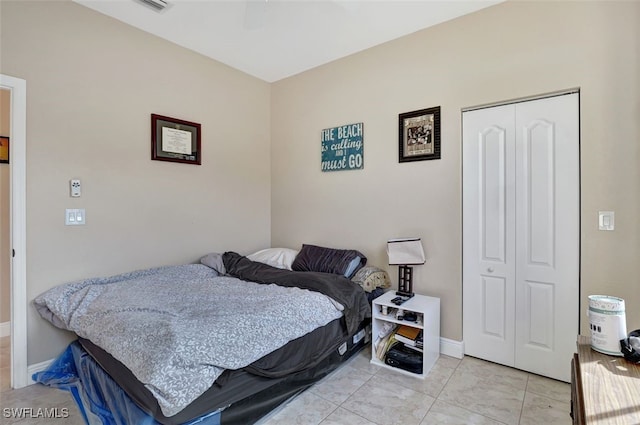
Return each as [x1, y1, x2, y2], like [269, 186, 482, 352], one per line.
[440, 337, 464, 359]
[27, 359, 54, 385]
[0, 322, 10, 338]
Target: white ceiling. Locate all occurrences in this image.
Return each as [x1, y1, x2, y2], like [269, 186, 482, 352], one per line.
[74, 0, 503, 82]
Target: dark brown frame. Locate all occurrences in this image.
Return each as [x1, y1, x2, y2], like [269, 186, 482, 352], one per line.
[0, 136, 9, 164]
[151, 114, 201, 165]
[398, 106, 441, 163]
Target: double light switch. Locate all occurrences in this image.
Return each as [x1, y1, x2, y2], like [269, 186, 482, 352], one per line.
[65, 209, 86, 225]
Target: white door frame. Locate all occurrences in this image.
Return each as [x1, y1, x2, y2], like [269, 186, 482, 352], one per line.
[1, 74, 28, 389]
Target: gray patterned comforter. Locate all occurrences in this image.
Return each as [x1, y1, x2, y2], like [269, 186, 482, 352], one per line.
[33, 264, 344, 417]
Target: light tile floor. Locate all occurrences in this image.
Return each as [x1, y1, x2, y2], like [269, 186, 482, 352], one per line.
[0, 336, 571, 425]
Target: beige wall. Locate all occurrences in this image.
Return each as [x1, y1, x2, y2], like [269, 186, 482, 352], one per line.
[272, 1, 640, 341]
[1, 1, 272, 364]
[0, 88, 9, 324]
[1, 0, 638, 366]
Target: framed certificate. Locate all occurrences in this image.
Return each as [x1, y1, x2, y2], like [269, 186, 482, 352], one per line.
[151, 114, 201, 165]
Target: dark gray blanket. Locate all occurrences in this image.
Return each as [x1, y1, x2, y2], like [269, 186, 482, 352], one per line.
[223, 252, 371, 335]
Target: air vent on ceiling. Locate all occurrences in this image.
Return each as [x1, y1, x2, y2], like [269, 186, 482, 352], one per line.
[136, 0, 169, 12]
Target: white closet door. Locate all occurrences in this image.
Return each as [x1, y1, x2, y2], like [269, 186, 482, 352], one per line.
[513, 94, 579, 382]
[462, 104, 517, 366]
[463, 93, 579, 382]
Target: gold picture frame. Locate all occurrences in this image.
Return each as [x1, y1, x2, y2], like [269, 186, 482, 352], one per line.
[0, 136, 9, 164]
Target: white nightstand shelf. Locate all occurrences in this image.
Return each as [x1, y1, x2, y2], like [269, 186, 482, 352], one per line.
[370, 291, 440, 379]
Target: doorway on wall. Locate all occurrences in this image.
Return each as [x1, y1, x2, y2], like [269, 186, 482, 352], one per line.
[0, 74, 27, 389]
[462, 90, 580, 383]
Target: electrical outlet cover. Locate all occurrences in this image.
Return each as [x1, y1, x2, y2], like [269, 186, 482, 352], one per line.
[598, 211, 614, 231]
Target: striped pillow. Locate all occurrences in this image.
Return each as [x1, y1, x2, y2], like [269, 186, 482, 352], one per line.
[291, 244, 367, 279]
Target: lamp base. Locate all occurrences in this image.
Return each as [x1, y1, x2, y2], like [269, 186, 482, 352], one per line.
[397, 265, 415, 299]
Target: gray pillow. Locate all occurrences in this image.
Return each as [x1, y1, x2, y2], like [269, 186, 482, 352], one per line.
[291, 244, 367, 278]
[200, 253, 225, 275]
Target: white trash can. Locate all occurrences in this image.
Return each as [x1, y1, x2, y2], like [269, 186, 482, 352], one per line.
[588, 295, 627, 356]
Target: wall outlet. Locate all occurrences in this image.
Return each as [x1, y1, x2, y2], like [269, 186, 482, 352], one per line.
[70, 179, 81, 197]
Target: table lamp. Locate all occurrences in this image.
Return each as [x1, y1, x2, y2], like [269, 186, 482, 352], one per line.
[387, 238, 425, 298]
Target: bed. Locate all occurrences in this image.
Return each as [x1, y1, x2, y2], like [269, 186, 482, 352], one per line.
[33, 247, 383, 425]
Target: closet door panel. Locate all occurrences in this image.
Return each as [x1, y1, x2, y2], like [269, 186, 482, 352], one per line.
[525, 119, 555, 267]
[514, 94, 579, 382]
[482, 276, 508, 339]
[463, 93, 579, 382]
[481, 126, 508, 263]
[462, 104, 516, 366]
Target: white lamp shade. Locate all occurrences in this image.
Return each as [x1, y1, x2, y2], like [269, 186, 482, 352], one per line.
[387, 238, 425, 265]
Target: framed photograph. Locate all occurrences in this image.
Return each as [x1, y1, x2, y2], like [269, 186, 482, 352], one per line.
[151, 114, 201, 165]
[398, 106, 441, 162]
[0, 136, 9, 164]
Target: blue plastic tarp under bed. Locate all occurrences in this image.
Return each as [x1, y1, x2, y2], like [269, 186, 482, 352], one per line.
[32, 341, 221, 425]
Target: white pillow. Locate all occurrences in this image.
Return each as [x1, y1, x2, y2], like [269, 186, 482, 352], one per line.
[247, 248, 299, 270]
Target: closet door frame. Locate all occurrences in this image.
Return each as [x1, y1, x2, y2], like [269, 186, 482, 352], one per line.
[462, 89, 580, 382]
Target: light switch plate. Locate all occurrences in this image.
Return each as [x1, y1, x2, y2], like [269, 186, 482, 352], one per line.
[65, 208, 86, 225]
[598, 211, 614, 231]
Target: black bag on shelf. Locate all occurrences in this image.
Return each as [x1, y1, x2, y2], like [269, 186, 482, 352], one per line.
[384, 342, 423, 374]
